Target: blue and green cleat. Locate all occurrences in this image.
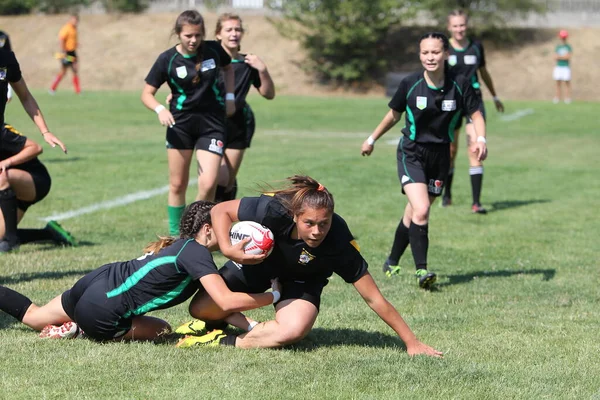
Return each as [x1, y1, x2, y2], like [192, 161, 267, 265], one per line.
[45, 220, 77, 246]
[415, 269, 437, 289]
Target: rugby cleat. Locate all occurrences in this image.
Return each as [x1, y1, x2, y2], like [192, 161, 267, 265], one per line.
[174, 319, 207, 336]
[45, 220, 78, 246]
[176, 330, 226, 348]
[415, 269, 437, 290]
[39, 321, 83, 339]
[383, 261, 401, 278]
[471, 204, 488, 214]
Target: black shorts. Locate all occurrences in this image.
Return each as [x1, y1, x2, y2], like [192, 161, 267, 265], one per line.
[220, 260, 327, 311]
[455, 96, 486, 131]
[166, 110, 226, 155]
[16, 164, 51, 211]
[397, 136, 450, 197]
[61, 263, 132, 341]
[226, 105, 256, 150]
[62, 50, 77, 66]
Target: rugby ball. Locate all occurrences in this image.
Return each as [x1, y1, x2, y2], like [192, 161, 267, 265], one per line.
[229, 221, 275, 256]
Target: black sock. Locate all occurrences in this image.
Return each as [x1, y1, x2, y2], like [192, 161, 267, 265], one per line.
[0, 188, 18, 243]
[388, 220, 410, 265]
[409, 222, 429, 270]
[470, 166, 484, 205]
[444, 168, 454, 199]
[219, 334, 237, 346]
[214, 185, 227, 203]
[0, 285, 33, 322]
[17, 228, 54, 244]
[205, 320, 229, 331]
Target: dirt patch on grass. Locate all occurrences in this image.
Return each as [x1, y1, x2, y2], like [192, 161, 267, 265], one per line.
[1, 13, 596, 100]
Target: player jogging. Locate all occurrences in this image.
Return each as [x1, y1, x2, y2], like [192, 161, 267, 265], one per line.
[441, 9, 503, 214]
[141, 10, 236, 236]
[361, 32, 486, 289]
[49, 14, 80, 95]
[213, 13, 275, 202]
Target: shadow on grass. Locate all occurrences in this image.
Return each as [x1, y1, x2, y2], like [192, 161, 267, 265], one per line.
[489, 199, 551, 213]
[289, 327, 406, 351]
[0, 269, 93, 285]
[41, 156, 83, 163]
[439, 268, 556, 287]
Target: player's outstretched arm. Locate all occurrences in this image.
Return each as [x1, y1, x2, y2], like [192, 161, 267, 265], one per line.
[361, 109, 402, 156]
[352, 272, 443, 357]
[479, 67, 504, 112]
[11, 78, 67, 153]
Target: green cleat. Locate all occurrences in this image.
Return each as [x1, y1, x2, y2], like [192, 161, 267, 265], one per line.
[174, 319, 207, 336]
[415, 269, 437, 289]
[45, 220, 77, 246]
[176, 330, 226, 348]
[383, 261, 401, 278]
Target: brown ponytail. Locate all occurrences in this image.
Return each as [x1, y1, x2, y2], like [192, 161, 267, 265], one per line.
[267, 175, 335, 217]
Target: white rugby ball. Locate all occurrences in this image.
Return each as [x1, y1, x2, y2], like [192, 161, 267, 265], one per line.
[229, 221, 275, 256]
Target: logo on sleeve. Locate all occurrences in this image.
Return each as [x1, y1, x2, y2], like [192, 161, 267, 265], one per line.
[416, 96, 427, 110]
[201, 58, 216, 72]
[176, 66, 188, 79]
[441, 100, 456, 111]
[448, 55, 457, 66]
[464, 55, 477, 65]
[298, 249, 316, 265]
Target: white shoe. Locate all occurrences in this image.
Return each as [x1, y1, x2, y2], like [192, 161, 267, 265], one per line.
[48, 89, 56, 96]
[552, 98, 559, 104]
[564, 98, 572, 104]
[39, 321, 82, 339]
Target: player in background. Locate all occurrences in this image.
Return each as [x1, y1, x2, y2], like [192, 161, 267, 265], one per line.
[49, 14, 81, 95]
[0, 201, 282, 341]
[141, 10, 236, 236]
[361, 32, 486, 288]
[175, 175, 442, 358]
[213, 13, 275, 202]
[0, 123, 76, 253]
[441, 9, 503, 214]
[553, 30, 572, 104]
[1, 45, 68, 252]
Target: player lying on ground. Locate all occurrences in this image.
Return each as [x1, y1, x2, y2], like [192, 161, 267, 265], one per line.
[0, 201, 281, 341]
[176, 175, 442, 357]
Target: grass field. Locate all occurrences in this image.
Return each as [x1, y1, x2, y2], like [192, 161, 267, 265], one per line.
[1, 91, 599, 399]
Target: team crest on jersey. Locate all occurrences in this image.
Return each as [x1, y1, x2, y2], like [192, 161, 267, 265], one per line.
[176, 66, 187, 79]
[0, 67, 6, 81]
[428, 179, 444, 194]
[448, 55, 457, 66]
[416, 96, 427, 110]
[0, 38, 5, 48]
[464, 55, 478, 65]
[208, 138, 224, 154]
[441, 100, 456, 111]
[201, 58, 216, 72]
[298, 249, 316, 265]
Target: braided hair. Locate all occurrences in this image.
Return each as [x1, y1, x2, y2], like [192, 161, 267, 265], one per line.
[268, 175, 334, 217]
[143, 200, 216, 254]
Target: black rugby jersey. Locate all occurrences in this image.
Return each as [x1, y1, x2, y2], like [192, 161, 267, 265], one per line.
[0, 50, 22, 126]
[448, 40, 486, 93]
[0, 31, 11, 51]
[238, 195, 368, 283]
[0, 124, 43, 170]
[145, 41, 231, 114]
[104, 239, 218, 318]
[388, 71, 479, 144]
[218, 56, 261, 111]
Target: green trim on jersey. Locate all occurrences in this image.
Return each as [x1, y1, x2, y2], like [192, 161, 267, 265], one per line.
[167, 53, 187, 111]
[405, 78, 423, 140]
[122, 277, 192, 318]
[208, 47, 225, 106]
[450, 39, 470, 52]
[106, 256, 178, 298]
[452, 80, 463, 96]
[448, 111, 462, 142]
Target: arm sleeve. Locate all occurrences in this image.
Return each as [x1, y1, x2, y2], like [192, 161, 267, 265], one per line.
[6, 51, 22, 83]
[461, 78, 481, 116]
[144, 53, 167, 88]
[388, 78, 408, 113]
[238, 196, 269, 223]
[477, 42, 486, 68]
[252, 68, 261, 89]
[0, 126, 27, 154]
[177, 241, 219, 280]
[213, 42, 232, 67]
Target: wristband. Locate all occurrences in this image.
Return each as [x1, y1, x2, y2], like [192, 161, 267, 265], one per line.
[225, 93, 235, 101]
[154, 105, 166, 114]
[366, 135, 376, 146]
[271, 290, 281, 303]
[493, 96, 500, 102]
[477, 136, 487, 144]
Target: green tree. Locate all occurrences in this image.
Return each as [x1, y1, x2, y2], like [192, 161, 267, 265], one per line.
[100, 0, 149, 13]
[0, 0, 36, 15]
[36, 0, 90, 14]
[267, 0, 416, 84]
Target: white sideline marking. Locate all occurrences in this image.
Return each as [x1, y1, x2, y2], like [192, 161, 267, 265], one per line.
[500, 108, 534, 122]
[40, 182, 197, 222]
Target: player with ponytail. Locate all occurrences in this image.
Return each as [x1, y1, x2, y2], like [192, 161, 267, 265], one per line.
[0, 201, 281, 342]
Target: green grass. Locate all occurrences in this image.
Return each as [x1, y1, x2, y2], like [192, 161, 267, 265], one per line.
[1, 92, 599, 399]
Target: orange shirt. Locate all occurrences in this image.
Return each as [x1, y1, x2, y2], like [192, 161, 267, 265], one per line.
[59, 23, 77, 52]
